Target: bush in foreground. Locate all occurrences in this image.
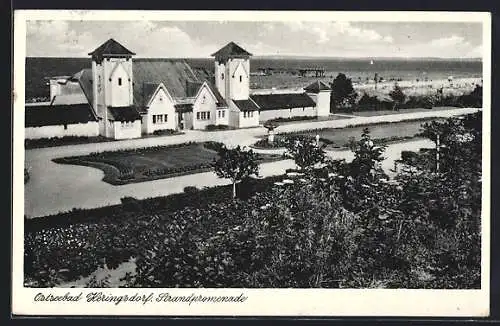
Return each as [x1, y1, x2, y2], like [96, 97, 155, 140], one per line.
[24, 113, 481, 288]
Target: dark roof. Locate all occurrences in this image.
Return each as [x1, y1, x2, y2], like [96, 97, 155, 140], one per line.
[174, 103, 194, 113]
[25, 104, 97, 127]
[72, 69, 94, 106]
[107, 106, 142, 122]
[304, 81, 331, 93]
[233, 99, 260, 112]
[69, 59, 228, 110]
[211, 42, 252, 61]
[132, 59, 200, 106]
[250, 93, 317, 111]
[88, 39, 135, 58]
[192, 68, 227, 107]
[186, 80, 204, 98]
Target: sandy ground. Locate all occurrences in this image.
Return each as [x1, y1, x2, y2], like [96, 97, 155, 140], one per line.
[252, 77, 482, 98]
[356, 77, 482, 97]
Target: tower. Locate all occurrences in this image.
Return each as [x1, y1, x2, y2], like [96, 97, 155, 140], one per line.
[89, 39, 135, 135]
[304, 81, 332, 117]
[211, 42, 252, 101]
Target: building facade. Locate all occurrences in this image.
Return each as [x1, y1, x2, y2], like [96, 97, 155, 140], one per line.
[25, 39, 332, 140]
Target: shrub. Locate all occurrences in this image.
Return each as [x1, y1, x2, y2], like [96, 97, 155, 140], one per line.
[152, 129, 177, 136]
[253, 138, 286, 149]
[183, 186, 199, 194]
[205, 124, 230, 131]
[267, 116, 316, 123]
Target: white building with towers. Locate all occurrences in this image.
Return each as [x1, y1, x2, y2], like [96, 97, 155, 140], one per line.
[25, 39, 332, 140]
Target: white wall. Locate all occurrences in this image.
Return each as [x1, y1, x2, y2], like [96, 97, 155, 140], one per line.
[113, 120, 141, 139]
[107, 61, 133, 107]
[182, 112, 193, 130]
[143, 88, 177, 134]
[227, 58, 250, 100]
[259, 106, 316, 122]
[93, 58, 133, 110]
[192, 86, 217, 130]
[227, 101, 240, 128]
[25, 122, 99, 139]
[315, 91, 331, 117]
[215, 109, 229, 126]
[238, 111, 260, 128]
[214, 61, 227, 100]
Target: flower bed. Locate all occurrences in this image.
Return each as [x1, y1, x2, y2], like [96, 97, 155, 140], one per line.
[53, 141, 283, 185]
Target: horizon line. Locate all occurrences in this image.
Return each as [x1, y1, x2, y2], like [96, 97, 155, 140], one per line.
[26, 55, 483, 60]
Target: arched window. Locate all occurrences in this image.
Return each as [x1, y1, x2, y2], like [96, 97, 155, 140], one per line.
[118, 78, 122, 86]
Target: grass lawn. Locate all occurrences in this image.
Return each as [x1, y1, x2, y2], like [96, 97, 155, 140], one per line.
[25, 130, 184, 150]
[277, 119, 441, 149]
[350, 106, 460, 117]
[268, 114, 353, 126]
[53, 142, 283, 185]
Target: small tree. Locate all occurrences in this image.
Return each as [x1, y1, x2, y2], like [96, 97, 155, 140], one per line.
[348, 128, 387, 183]
[213, 145, 260, 199]
[389, 84, 406, 111]
[285, 136, 326, 171]
[330, 73, 357, 111]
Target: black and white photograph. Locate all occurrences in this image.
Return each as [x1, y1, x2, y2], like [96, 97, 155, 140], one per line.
[12, 10, 491, 316]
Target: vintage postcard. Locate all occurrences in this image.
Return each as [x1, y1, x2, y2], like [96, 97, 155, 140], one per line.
[12, 10, 491, 316]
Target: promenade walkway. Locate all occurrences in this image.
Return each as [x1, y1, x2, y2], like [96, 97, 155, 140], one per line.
[23, 107, 478, 218]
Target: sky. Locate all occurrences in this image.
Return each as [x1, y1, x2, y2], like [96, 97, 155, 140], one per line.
[26, 20, 484, 58]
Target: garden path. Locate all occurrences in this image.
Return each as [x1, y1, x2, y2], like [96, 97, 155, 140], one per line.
[23, 107, 477, 218]
[24, 139, 433, 218]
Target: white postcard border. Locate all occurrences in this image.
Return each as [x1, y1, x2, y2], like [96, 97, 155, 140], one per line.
[12, 10, 492, 317]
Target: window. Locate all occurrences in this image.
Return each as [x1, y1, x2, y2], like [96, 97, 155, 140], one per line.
[153, 114, 167, 124]
[239, 75, 242, 82]
[201, 95, 206, 104]
[197, 111, 211, 120]
[63, 124, 68, 130]
[221, 73, 224, 80]
[118, 78, 122, 86]
[121, 121, 134, 128]
[218, 110, 225, 118]
[243, 111, 247, 118]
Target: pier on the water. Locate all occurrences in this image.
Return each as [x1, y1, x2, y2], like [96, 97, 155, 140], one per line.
[255, 67, 326, 77]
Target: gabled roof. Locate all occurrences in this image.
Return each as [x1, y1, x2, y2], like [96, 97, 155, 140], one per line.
[88, 39, 135, 58]
[211, 42, 252, 61]
[174, 103, 193, 113]
[107, 106, 142, 122]
[132, 59, 200, 107]
[72, 69, 94, 107]
[186, 80, 204, 98]
[142, 82, 162, 106]
[304, 81, 331, 93]
[25, 103, 97, 127]
[250, 93, 317, 111]
[233, 99, 260, 112]
[192, 68, 227, 107]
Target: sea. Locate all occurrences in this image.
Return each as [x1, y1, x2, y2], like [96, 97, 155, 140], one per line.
[25, 57, 482, 99]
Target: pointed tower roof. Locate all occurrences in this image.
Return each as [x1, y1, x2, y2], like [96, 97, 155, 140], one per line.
[211, 42, 252, 62]
[304, 80, 331, 93]
[88, 39, 135, 61]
